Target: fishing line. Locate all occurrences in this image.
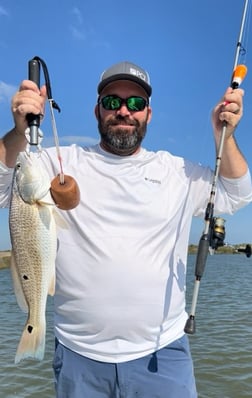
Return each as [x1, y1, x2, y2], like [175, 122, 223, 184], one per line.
[198, 1, 252, 175]
[232, 0, 250, 69]
[27, 57, 63, 179]
[32, 57, 65, 183]
[185, 0, 250, 335]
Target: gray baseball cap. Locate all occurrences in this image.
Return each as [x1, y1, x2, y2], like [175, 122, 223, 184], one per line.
[97, 61, 152, 97]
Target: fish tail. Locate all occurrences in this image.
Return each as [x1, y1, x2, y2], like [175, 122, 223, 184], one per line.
[15, 320, 46, 364]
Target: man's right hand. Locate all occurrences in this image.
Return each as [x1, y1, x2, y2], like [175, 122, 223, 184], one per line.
[12, 80, 47, 135]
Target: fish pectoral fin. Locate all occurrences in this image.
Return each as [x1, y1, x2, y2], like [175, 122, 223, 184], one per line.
[10, 253, 29, 313]
[15, 320, 46, 364]
[37, 190, 56, 206]
[53, 209, 69, 229]
[48, 272, 55, 296]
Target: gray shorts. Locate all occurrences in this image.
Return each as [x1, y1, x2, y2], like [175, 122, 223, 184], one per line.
[53, 334, 197, 398]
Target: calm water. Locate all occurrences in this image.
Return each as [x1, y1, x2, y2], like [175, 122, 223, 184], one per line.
[0, 254, 251, 397]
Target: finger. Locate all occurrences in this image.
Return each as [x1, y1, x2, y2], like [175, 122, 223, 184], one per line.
[222, 102, 241, 115]
[219, 110, 242, 125]
[14, 104, 43, 116]
[223, 88, 244, 105]
[40, 84, 47, 99]
[12, 94, 44, 116]
[19, 79, 41, 93]
[233, 107, 241, 115]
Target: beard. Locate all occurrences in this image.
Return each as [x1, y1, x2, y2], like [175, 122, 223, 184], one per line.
[98, 114, 148, 156]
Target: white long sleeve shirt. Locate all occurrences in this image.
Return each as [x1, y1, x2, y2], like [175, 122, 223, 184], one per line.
[1, 144, 251, 362]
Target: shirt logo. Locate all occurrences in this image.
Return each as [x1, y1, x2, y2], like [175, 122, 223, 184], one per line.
[144, 177, 161, 185]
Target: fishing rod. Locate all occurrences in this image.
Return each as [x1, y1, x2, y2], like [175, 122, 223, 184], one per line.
[26, 59, 43, 146]
[25, 58, 61, 148]
[26, 56, 80, 210]
[184, 0, 250, 335]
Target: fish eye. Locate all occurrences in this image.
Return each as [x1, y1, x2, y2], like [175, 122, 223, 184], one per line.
[16, 162, 21, 169]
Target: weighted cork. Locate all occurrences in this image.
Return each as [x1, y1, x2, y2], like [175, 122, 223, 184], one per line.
[50, 174, 80, 210]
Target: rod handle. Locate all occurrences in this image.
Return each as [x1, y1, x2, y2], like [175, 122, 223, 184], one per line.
[28, 59, 40, 86]
[184, 315, 195, 335]
[195, 235, 210, 278]
[26, 59, 41, 145]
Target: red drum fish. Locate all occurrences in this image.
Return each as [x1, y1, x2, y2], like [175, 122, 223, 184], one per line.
[9, 151, 57, 364]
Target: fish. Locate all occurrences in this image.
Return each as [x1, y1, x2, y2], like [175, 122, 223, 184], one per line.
[9, 150, 58, 364]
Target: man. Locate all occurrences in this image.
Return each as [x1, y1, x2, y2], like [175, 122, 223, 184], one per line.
[0, 61, 251, 398]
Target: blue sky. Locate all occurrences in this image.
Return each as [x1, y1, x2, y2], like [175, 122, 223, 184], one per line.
[0, 0, 252, 250]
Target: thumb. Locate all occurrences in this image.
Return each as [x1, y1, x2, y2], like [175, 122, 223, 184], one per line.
[40, 84, 47, 100]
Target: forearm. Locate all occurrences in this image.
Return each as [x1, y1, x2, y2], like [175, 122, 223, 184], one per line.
[218, 135, 248, 178]
[0, 128, 27, 168]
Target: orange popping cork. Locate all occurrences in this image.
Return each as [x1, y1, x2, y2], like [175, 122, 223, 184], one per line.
[50, 174, 80, 210]
[231, 64, 247, 88]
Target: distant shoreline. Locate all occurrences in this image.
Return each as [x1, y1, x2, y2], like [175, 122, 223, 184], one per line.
[0, 251, 11, 269]
[0, 244, 250, 270]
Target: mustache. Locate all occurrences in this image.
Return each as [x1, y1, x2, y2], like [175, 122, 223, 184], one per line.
[108, 115, 139, 127]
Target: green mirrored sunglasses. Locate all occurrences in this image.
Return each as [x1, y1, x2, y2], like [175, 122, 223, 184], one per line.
[99, 95, 148, 112]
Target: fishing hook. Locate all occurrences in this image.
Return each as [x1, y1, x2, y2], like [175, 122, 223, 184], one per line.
[184, 0, 250, 335]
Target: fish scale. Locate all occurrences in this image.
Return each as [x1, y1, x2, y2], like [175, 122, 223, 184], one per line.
[9, 151, 57, 364]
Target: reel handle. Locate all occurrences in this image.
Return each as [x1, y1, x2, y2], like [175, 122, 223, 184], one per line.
[26, 59, 41, 145]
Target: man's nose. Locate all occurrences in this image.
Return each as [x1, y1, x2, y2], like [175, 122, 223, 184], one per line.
[116, 104, 130, 116]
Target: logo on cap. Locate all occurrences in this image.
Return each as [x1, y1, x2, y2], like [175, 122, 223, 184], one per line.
[129, 67, 147, 82]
